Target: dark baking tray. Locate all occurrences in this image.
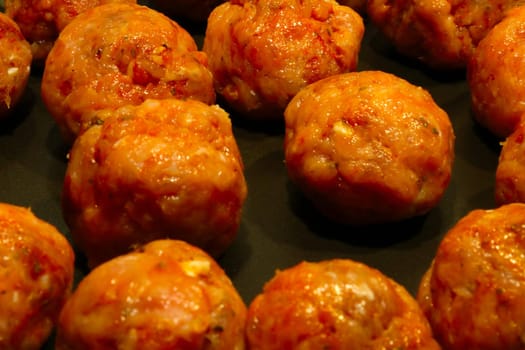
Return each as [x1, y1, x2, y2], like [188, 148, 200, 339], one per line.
[0, 16, 500, 348]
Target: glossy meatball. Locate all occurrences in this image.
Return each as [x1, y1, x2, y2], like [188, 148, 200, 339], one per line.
[367, 0, 522, 70]
[41, 3, 215, 145]
[202, 0, 364, 120]
[0, 13, 31, 119]
[246, 259, 441, 350]
[284, 70, 455, 225]
[55, 239, 247, 350]
[4, 0, 136, 62]
[467, 6, 525, 139]
[62, 98, 247, 268]
[0, 202, 75, 350]
[418, 203, 525, 350]
[495, 120, 525, 205]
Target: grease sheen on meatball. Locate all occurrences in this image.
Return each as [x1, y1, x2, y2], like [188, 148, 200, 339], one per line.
[4, 0, 136, 62]
[467, 6, 525, 139]
[41, 3, 215, 144]
[62, 98, 247, 268]
[246, 259, 441, 350]
[0, 202, 75, 350]
[203, 0, 364, 120]
[418, 203, 525, 350]
[367, 0, 522, 70]
[284, 70, 455, 225]
[0, 13, 31, 119]
[55, 239, 247, 350]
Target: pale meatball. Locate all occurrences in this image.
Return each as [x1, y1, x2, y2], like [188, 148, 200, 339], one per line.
[4, 0, 136, 62]
[367, 0, 522, 70]
[55, 239, 247, 350]
[284, 71, 455, 225]
[0, 13, 31, 119]
[418, 203, 525, 350]
[0, 202, 75, 350]
[246, 259, 441, 350]
[62, 98, 247, 268]
[202, 0, 364, 120]
[41, 3, 215, 145]
[468, 6, 525, 139]
[495, 120, 525, 205]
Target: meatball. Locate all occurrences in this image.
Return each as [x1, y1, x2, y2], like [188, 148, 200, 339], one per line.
[202, 0, 364, 120]
[367, 0, 522, 70]
[41, 3, 215, 145]
[417, 203, 525, 350]
[495, 120, 525, 205]
[0, 13, 31, 119]
[0, 202, 75, 350]
[4, 0, 136, 63]
[62, 98, 247, 268]
[246, 259, 441, 350]
[55, 239, 247, 350]
[467, 6, 525, 139]
[284, 70, 455, 225]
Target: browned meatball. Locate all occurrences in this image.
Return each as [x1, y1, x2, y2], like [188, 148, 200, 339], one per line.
[62, 98, 247, 268]
[367, 0, 522, 70]
[202, 0, 364, 120]
[467, 6, 525, 139]
[0, 13, 31, 119]
[0, 202, 75, 350]
[41, 3, 215, 145]
[418, 203, 525, 350]
[284, 71, 455, 225]
[55, 239, 247, 350]
[246, 259, 441, 350]
[495, 120, 525, 205]
[4, 0, 136, 62]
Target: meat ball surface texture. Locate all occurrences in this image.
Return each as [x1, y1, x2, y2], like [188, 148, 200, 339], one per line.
[246, 259, 441, 350]
[0, 13, 31, 119]
[467, 6, 525, 139]
[367, 0, 522, 70]
[417, 203, 525, 350]
[55, 239, 247, 350]
[0, 202, 75, 350]
[62, 99, 247, 268]
[41, 3, 215, 144]
[4, 0, 136, 62]
[284, 70, 455, 225]
[495, 120, 525, 205]
[202, 0, 364, 120]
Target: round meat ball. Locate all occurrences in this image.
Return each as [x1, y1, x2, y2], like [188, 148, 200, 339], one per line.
[55, 239, 247, 350]
[0, 202, 75, 350]
[202, 0, 364, 120]
[62, 98, 247, 268]
[4, 0, 136, 63]
[367, 0, 522, 70]
[417, 203, 525, 350]
[41, 2, 215, 145]
[495, 120, 525, 205]
[150, 0, 225, 23]
[246, 259, 440, 350]
[284, 70, 455, 225]
[0, 13, 31, 119]
[467, 6, 525, 139]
